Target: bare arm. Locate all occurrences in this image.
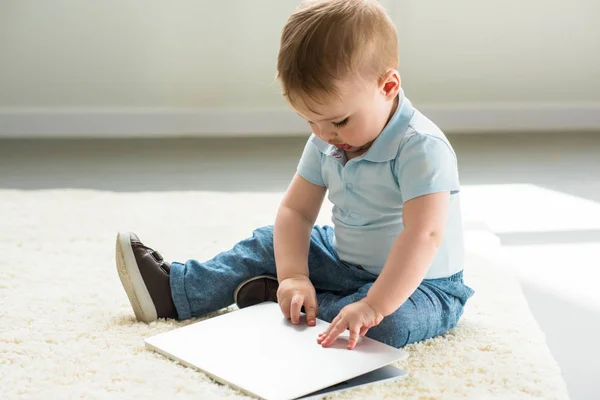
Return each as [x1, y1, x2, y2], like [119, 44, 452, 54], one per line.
[274, 173, 327, 282]
[365, 192, 450, 317]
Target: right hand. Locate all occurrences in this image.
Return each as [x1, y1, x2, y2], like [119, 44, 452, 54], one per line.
[277, 275, 318, 326]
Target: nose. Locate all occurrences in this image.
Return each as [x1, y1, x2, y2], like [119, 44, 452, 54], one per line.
[322, 129, 338, 143]
[326, 135, 340, 145]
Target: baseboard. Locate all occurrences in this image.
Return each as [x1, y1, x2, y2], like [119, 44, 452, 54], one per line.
[1, 103, 599, 138]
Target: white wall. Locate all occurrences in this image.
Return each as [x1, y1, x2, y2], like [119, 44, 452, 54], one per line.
[392, 0, 600, 104]
[0, 1, 294, 108]
[1, 0, 599, 136]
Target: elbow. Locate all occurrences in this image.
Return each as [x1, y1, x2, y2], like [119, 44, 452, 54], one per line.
[408, 228, 444, 249]
[276, 205, 314, 227]
[428, 230, 444, 248]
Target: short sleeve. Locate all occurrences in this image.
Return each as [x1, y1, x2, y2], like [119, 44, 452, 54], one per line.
[396, 134, 460, 202]
[297, 136, 326, 187]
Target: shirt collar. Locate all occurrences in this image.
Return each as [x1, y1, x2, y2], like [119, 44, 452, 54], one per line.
[309, 89, 415, 162]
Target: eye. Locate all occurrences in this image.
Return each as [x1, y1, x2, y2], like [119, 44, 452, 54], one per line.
[332, 117, 349, 128]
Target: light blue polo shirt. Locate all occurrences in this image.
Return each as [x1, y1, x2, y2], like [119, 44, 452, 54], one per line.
[297, 91, 464, 279]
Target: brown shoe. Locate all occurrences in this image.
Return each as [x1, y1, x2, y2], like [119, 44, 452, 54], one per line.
[115, 232, 177, 323]
[234, 275, 279, 309]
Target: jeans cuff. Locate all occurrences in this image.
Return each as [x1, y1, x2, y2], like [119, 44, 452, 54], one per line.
[169, 261, 192, 320]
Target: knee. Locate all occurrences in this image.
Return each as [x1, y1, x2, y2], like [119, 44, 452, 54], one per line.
[252, 225, 274, 239]
[365, 312, 412, 349]
[249, 226, 275, 249]
[232, 225, 275, 258]
[366, 300, 463, 348]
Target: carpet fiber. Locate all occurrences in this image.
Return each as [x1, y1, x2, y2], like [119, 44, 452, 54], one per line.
[0, 190, 569, 399]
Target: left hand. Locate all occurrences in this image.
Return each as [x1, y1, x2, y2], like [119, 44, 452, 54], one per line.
[317, 299, 384, 350]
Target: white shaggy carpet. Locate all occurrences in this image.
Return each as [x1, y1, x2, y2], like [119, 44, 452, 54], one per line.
[0, 190, 569, 399]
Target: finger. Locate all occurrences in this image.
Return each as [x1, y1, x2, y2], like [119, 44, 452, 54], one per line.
[316, 330, 328, 343]
[318, 315, 340, 342]
[317, 330, 329, 344]
[321, 321, 347, 347]
[290, 294, 304, 324]
[321, 322, 346, 347]
[359, 326, 370, 337]
[304, 295, 318, 326]
[347, 324, 361, 350]
[317, 331, 327, 344]
[319, 314, 341, 337]
[279, 296, 291, 320]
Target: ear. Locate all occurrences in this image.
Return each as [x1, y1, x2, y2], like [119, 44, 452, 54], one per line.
[379, 70, 401, 101]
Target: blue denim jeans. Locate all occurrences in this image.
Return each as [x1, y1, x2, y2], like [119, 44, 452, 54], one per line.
[170, 225, 474, 348]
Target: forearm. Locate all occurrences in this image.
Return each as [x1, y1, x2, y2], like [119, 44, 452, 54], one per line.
[365, 229, 440, 317]
[273, 206, 313, 282]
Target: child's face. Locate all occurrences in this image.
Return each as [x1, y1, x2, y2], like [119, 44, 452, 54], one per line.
[292, 72, 400, 154]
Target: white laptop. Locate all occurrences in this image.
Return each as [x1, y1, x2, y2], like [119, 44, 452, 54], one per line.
[144, 302, 408, 400]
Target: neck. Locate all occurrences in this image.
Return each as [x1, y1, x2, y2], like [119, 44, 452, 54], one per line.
[386, 95, 400, 125]
[345, 94, 400, 160]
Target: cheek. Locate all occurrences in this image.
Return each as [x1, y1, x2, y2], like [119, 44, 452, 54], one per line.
[342, 118, 374, 142]
[309, 122, 321, 136]
[361, 113, 382, 139]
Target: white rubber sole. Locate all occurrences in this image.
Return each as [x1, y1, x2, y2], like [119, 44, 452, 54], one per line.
[233, 275, 278, 305]
[115, 232, 158, 323]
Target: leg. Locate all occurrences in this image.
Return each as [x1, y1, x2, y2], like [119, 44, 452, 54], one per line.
[171, 225, 369, 320]
[316, 272, 474, 348]
[170, 225, 277, 320]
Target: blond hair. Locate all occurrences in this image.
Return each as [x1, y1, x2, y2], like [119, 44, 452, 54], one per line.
[276, 0, 399, 109]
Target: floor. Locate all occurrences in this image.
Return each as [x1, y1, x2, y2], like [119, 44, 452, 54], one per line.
[2, 132, 600, 399]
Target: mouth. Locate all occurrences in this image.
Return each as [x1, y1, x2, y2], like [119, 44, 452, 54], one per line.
[333, 143, 352, 150]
